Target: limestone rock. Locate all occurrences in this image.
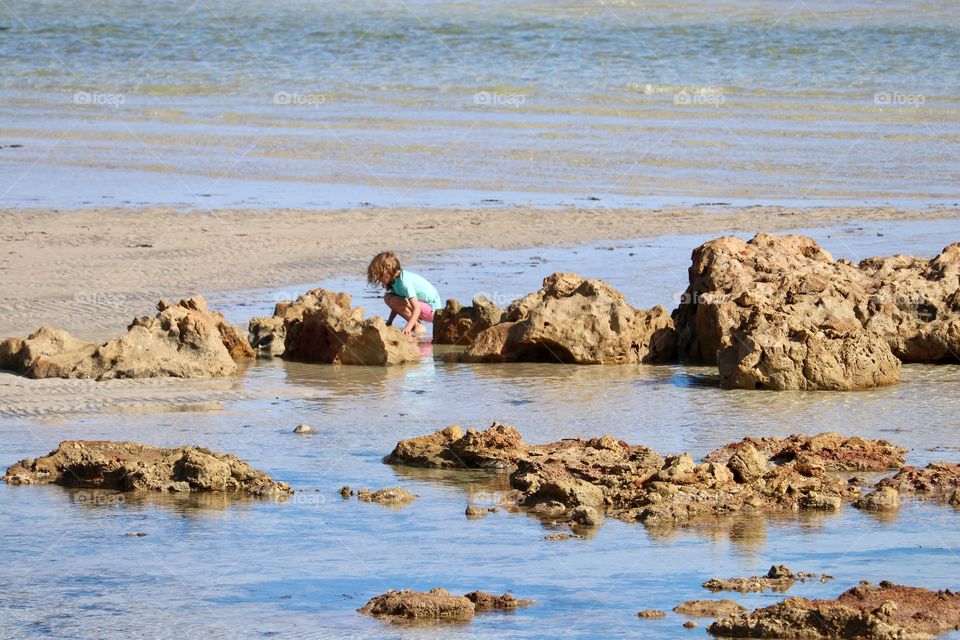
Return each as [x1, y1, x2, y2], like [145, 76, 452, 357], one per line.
[674, 599, 747, 618]
[463, 591, 535, 610]
[3, 440, 290, 495]
[433, 296, 505, 345]
[718, 307, 901, 391]
[708, 582, 960, 638]
[358, 588, 474, 621]
[876, 462, 960, 499]
[248, 288, 418, 365]
[854, 486, 900, 511]
[384, 423, 527, 470]
[0, 296, 252, 380]
[674, 233, 960, 366]
[356, 487, 417, 504]
[459, 273, 676, 364]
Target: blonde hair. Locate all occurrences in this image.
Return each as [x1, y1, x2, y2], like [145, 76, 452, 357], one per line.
[367, 251, 401, 287]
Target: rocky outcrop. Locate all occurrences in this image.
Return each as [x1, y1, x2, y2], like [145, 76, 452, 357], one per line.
[356, 487, 417, 504]
[433, 297, 505, 345]
[674, 233, 960, 367]
[717, 308, 902, 390]
[675, 600, 747, 618]
[703, 434, 907, 473]
[3, 440, 290, 495]
[854, 486, 901, 511]
[384, 423, 528, 470]
[358, 588, 533, 621]
[464, 591, 535, 610]
[876, 462, 960, 499]
[386, 424, 907, 528]
[708, 581, 960, 639]
[456, 273, 676, 364]
[703, 565, 833, 593]
[248, 288, 419, 365]
[358, 588, 474, 621]
[0, 296, 253, 380]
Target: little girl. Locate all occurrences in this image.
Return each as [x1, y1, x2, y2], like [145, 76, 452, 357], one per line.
[367, 252, 442, 337]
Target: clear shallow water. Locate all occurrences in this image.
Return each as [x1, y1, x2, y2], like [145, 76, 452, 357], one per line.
[1, 221, 960, 638]
[1, 0, 959, 208]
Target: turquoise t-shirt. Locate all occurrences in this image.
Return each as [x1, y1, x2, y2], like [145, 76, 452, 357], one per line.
[391, 270, 442, 311]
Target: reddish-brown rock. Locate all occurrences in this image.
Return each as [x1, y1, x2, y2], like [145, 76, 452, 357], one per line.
[708, 581, 960, 639]
[432, 297, 505, 346]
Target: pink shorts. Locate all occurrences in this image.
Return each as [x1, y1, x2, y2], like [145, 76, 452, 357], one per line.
[418, 302, 435, 323]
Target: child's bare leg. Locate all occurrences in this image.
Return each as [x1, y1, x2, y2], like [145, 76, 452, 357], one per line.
[384, 293, 413, 321]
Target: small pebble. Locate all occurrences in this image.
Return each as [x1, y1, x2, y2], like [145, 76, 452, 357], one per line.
[637, 609, 666, 619]
[465, 505, 487, 517]
[683, 621, 698, 629]
[293, 423, 313, 434]
[339, 485, 351, 499]
[124, 532, 147, 537]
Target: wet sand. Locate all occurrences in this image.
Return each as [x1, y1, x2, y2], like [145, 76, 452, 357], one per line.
[3, 205, 959, 341]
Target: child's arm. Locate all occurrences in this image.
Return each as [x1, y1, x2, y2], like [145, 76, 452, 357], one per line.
[401, 297, 421, 335]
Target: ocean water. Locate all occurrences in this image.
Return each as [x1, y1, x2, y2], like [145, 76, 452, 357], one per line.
[1, 0, 959, 208]
[1, 221, 960, 638]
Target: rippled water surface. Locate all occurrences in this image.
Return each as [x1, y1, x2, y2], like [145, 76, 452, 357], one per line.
[1, 0, 958, 207]
[2, 220, 960, 638]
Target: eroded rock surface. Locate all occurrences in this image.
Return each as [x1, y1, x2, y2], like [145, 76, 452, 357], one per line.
[674, 233, 960, 368]
[674, 599, 747, 618]
[386, 424, 907, 528]
[464, 591, 535, 610]
[0, 297, 253, 379]
[704, 434, 907, 473]
[384, 423, 528, 470]
[358, 588, 474, 621]
[248, 288, 419, 365]
[717, 308, 901, 391]
[703, 565, 833, 593]
[708, 581, 960, 639]
[877, 463, 960, 499]
[433, 297, 505, 346]
[457, 273, 676, 364]
[4, 440, 290, 495]
[357, 487, 418, 504]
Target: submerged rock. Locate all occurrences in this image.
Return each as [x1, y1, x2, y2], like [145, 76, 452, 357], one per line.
[3, 440, 290, 495]
[708, 581, 960, 639]
[457, 273, 676, 364]
[463, 591, 535, 610]
[356, 487, 417, 504]
[703, 565, 832, 594]
[637, 609, 667, 619]
[248, 288, 419, 365]
[673, 233, 960, 367]
[386, 424, 907, 528]
[433, 297, 505, 346]
[674, 599, 747, 618]
[0, 296, 253, 380]
[358, 588, 474, 621]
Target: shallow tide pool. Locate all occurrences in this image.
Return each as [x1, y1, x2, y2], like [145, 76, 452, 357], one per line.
[2, 220, 960, 639]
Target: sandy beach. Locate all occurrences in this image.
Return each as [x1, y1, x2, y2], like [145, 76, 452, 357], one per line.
[4, 204, 958, 340]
